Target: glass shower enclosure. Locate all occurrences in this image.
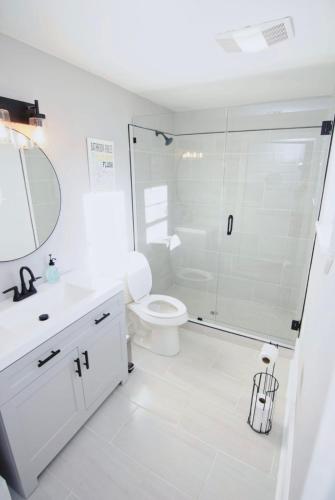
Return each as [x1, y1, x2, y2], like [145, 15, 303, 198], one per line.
[129, 101, 333, 346]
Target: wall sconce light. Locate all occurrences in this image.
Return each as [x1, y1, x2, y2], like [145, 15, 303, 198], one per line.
[0, 96, 46, 147]
[28, 100, 46, 146]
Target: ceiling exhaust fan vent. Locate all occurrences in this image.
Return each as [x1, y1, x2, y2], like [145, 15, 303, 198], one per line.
[216, 17, 294, 53]
[262, 22, 289, 46]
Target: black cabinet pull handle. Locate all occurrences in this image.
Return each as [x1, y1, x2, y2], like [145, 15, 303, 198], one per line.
[82, 350, 90, 370]
[94, 312, 110, 325]
[74, 357, 82, 377]
[38, 349, 61, 367]
[227, 214, 234, 236]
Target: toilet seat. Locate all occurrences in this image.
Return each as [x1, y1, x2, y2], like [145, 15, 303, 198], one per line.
[128, 294, 187, 326]
[136, 294, 187, 318]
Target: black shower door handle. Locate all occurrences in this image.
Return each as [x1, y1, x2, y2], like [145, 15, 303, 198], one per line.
[227, 215, 234, 235]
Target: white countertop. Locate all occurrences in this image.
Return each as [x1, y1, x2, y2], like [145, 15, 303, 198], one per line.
[0, 272, 123, 372]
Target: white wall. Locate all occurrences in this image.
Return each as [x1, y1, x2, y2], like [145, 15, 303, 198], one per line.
[288, 131, 335, 499]
[0, 34, 166, 295]
[173, 97, 335, 134]
[300, 366, 335, 499]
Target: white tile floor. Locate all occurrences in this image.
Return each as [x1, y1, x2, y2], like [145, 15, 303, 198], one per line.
[11, 326, 291, 500]
[168, 284, 297, 345]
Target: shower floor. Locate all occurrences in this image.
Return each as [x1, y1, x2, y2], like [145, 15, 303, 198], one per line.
[167, 284, 296, 346]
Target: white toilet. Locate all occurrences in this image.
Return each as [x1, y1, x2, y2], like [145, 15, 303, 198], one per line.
[125, 251, 188, 356]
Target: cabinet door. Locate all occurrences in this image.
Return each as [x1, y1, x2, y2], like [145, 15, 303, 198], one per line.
[79, 315, 125, 410]
[0, 348, 85, 494]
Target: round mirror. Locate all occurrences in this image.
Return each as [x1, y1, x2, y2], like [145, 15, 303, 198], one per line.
[0, 128, 61, 261]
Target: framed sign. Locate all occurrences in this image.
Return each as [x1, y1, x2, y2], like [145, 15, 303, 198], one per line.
[87, 137, 115, 191]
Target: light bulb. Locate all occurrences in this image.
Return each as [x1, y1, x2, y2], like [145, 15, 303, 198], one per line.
[0, 123, 7, 142]
[29, 116, 46, 146]
[31, 125, 46, 146]
[0, 109, 13, 144]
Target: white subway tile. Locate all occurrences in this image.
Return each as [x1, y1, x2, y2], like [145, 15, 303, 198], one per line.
[231, 256, 282, 284]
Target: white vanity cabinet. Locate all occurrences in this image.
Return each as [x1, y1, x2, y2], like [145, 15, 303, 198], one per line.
[79, 315, 124, 410]
[0, 292, 127, 499]
[0, 348, 85, 497]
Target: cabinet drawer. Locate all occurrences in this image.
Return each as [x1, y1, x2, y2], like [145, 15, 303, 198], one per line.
[0, 293, 124, 404]
[86, 293, 124, 331]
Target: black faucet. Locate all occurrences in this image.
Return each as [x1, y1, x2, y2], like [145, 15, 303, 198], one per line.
[3, 267, 42, 302]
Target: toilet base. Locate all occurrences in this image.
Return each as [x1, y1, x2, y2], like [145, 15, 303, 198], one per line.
[128, 311, 180, 356]
[133, 325, 180, 356]
[150, 325, 180, 356]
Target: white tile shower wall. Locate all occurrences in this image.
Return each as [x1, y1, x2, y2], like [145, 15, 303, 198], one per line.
[0, 34, 167, 294]
[222, 128, 327, 290]
[170, 121, 330, 341]
[131, 127, 176, 293]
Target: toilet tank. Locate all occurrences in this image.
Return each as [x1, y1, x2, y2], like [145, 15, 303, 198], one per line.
[125, 251, 152, 303]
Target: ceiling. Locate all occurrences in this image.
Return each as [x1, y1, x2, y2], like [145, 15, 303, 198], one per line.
[0, 0, 335, 111]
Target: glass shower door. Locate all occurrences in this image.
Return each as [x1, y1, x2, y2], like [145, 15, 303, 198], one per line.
[171, 133, 225, 322]
[130, 118, 331, 346]
[215, 127, 330, 344]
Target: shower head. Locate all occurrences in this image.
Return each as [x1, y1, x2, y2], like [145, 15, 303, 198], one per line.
[155, 130, 173, 146]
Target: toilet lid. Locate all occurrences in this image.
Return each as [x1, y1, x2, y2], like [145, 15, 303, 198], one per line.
[127, 251, 152, 302]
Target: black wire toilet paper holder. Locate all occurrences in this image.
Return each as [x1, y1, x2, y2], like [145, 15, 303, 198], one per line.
[247, 364, 279, 435]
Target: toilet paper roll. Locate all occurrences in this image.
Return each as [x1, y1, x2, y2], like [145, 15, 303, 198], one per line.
[252, 393, 273, 433]
[259, 343, 278, 366]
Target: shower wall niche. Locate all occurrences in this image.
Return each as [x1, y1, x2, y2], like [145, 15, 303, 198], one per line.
[129, 98, 333, 346]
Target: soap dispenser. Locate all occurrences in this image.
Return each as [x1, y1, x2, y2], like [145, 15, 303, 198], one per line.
[45, 254, 60, 283]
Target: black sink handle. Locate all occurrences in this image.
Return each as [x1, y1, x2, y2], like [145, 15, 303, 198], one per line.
[2, 286, 20, 301]
[29, 276, 42, 293]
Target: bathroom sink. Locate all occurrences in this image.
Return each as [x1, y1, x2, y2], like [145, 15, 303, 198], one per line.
[0, 281, 94, 335]
[0, 275, 123, 371]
